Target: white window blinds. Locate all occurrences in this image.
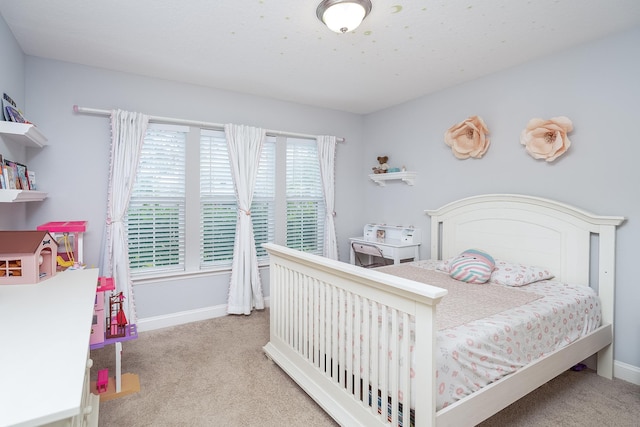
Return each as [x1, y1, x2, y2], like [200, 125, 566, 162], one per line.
[252, 138, 275, 259]
[200, 131, 275, 268]
[286, 138, 325, 256]
[126, 124, 187, 273]
[126, 125, 326, 278]
[200, 130, 236, 267]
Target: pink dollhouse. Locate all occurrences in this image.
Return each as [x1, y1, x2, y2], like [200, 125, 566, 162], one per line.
[0, 231, 58, 284]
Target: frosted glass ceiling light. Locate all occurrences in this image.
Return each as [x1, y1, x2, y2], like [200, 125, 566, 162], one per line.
[317, 0, 372, 33]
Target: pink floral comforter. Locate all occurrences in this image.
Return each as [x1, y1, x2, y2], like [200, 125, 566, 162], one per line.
[378, 261, 602, 410]
[426, 263, 600, 410]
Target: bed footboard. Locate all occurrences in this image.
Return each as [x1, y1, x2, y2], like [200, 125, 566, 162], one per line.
[263, 244, 447, 427]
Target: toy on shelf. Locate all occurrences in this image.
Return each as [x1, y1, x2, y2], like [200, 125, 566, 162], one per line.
[36, 221, 87, 270]
[0, 231, 58, 284]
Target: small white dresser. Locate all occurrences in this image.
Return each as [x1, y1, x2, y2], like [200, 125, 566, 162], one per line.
[0, 268, 100, 427]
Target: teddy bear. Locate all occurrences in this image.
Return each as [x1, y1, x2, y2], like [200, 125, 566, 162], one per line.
[372, 155, 389, 174]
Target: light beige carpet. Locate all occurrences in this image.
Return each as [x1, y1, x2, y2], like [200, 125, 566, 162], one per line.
[90, 309, 639, 426]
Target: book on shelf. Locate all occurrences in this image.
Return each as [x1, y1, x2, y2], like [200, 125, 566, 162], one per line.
[3, 160, 22, 189]
[14, 162, 30, 190]
[27, 170, 36, 190]
[3, 164, 16, 189]
[2, 158, 33, 190]
[2, 92, 28, 123]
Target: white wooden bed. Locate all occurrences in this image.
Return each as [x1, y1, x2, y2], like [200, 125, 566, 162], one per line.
[263, 194, 625, 426]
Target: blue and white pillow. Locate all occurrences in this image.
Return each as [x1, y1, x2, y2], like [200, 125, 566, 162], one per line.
[448, 249, 495, 284]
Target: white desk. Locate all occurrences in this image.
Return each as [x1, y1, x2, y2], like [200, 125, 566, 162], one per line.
[349, 236, 420, 265]
[0, 269, 100, 427]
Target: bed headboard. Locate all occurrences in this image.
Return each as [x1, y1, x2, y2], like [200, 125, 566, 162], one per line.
[425, 194, 625, 286]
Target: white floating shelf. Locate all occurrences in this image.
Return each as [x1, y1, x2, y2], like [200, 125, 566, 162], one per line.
[0, 122, 47, 148]
[369, 171, 416, 186]
[0, 190, 47, 203]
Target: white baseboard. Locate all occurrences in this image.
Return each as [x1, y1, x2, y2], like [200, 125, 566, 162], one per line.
[614, 360, 640, 385]
[136, 305, 227, 332]
[136, 298, 270, 333]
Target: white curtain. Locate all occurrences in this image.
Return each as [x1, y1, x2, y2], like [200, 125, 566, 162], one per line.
[102, 110, 149, 325]
[316, 135, 338, 260]
[225, 124, 266, 315]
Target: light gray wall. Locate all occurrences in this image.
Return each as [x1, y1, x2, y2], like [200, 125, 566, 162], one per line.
[0, 15, 27, 229]
[18, 58, 365, 318]
[362, 27, 640, 368]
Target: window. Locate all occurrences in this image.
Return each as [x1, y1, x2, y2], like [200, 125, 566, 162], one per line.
[199, 130, 236, 267]
[126, 126, 323, 278]
[286, 139, 325, 256]
[126, 124, 186, 274]
[199, 130, 275, 267]
[252, 139, 276, 259]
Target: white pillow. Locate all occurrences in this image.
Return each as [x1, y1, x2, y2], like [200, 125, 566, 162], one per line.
[489, 260, 554, 287]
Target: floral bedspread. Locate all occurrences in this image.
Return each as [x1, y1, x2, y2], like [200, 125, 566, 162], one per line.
[372, 261, 602, 411]
[427, 266, 600, 410]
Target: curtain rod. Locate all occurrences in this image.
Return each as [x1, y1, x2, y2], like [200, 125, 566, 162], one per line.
[73, 105, 345, 142]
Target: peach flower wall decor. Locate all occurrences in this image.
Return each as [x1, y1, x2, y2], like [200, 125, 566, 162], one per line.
[520, 116, 573, 162]
[444, 115, 490, 159]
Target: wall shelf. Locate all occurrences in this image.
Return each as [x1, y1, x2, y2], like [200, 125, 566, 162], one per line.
[0, 122, 47, 202]
[0, 121, 47, 148]
[369, 171, 416, 186]
[0, 189, 47, 203]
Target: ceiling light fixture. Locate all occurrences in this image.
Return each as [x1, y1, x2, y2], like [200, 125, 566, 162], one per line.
[316, 0, 372, 34]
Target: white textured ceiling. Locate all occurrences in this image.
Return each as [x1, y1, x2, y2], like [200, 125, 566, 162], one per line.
[1, 0, 639, 114]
